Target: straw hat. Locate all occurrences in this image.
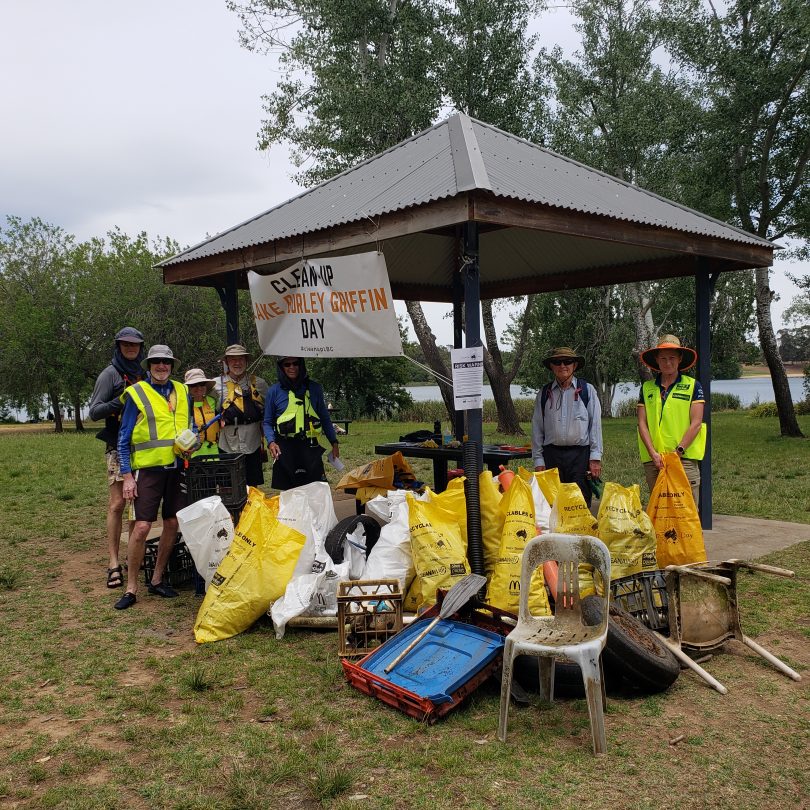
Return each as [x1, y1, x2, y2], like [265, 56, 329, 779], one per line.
[220, 343, 251, 361]
[641, 335, 697, 372]
[184, 368, 216, 393]
[542, 347, 585, 370]
[142, 344, 180, 368]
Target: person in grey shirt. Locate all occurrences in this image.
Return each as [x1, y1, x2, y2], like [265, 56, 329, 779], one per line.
[532, 347, 603, 506]
[88, 326, 145, 588]
[216, 344, 269, 486]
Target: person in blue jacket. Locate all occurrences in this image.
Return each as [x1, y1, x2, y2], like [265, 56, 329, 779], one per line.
[263, 357, 339, 490]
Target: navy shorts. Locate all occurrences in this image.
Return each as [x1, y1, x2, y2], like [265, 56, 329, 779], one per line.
[133, 466, 187, 522]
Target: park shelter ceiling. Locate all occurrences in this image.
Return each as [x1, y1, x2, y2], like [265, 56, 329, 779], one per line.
[159, 114, 774, 300]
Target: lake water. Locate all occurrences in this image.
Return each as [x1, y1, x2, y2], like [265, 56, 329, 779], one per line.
[406, 376, 806, 415]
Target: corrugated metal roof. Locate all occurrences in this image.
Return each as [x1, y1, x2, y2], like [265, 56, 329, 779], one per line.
[161, 113, 771, 268]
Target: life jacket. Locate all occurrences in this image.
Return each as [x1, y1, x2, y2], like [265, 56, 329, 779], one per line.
[221, 375, 264, 425]
[275, 388, 322, 440]
[121, 380, 190, 469]
[637, 375, 706, 462]
[192, 395, 219, 457]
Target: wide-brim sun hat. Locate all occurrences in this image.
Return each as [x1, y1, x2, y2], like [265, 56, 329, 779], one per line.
[542, 346, 585, 370]
[641, 334, 697, 372]
[220, 343, 252, 362]
[142, 344, 180, 369]
[184, 368, 216, 393]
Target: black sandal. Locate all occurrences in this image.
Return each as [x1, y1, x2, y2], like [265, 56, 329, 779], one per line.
[106, 566, 124, 588]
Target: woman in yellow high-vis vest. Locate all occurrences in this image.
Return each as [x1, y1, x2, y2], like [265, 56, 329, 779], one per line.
[184, 368, 220, 457]
[637, 335, 706, 506]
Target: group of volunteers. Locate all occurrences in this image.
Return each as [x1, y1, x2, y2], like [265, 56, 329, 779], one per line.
[531, 336, 705, 507]
[89, 326, 705, 612]
[88, 328, 339, 611]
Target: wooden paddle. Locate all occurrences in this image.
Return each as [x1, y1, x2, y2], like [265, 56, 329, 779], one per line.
[384, 573, 487, 673]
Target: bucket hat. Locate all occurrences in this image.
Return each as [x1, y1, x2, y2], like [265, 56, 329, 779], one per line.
[220, 344, 252, 362]
[114, 326, 144, 344]
[184, 368, 216, 392]
[542, 347, 585, 370]
[641, 335, 697, 372]
[142, 344, 180, 369]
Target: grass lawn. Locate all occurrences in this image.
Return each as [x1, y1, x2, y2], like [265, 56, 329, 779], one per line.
[0, 412, 807, 808]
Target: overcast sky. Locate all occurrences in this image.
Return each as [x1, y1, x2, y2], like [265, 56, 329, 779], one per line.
[1, 0, 805, 348]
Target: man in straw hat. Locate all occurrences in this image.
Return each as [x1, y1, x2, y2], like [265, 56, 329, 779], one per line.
[532, 347, 603, 506]
[637, 335, 706, 505]
[184, 368, 220, 457]
[114, 345, 193, 610]
[217, 344, 268, 486]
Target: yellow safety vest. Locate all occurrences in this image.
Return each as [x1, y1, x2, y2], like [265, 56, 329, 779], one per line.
[122, 380, 191, 469]
[223, 376, 264, 413]
[638, 376, 706, 462]
[275, 389, 322, 440]
[192, 395, 219, 457]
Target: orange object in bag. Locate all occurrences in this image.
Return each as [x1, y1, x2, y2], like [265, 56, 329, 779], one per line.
[646, 452, 707, 567]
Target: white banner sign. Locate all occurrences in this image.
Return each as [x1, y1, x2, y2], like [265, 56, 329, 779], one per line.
[248, 252, 403, 358]
[451, 346, 484, 410]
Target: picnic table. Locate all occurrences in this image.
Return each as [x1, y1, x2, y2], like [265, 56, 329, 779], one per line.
[330, 413, 353, 435]
[373, 441, 532, 493]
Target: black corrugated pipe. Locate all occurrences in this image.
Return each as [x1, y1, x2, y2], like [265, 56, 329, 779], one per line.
[463, 439, 484, 578]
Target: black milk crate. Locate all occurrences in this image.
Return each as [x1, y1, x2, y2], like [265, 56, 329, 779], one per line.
[609, 569, 669, 631]
[142, 535, 196, 588]
[187, 453, 247, 507]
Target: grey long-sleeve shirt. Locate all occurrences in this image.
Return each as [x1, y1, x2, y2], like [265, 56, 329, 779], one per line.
[531, 377, 603, 468]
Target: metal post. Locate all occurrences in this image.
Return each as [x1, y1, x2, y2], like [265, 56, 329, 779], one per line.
[453, 270, 464, 440]
[463, 221, 483, 455]
[215, 272, 240, 345]
[695, 260, 716, 529]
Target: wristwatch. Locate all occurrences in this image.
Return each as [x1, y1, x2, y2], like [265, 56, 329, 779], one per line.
[676, 445, 685, 455]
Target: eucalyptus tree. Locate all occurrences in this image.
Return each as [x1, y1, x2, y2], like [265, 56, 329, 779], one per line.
[669, 0, 809, 436]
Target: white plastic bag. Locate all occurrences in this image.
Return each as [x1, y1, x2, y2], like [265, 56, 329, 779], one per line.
[344, 524, 368, 579]
[176, 496, 233, 589]
[528, 474, 553, 532]
[360, 495, 414, 592]
[277, 481, 338, 578]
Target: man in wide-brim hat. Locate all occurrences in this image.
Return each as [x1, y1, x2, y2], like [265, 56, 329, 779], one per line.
[217, 343, 268, 486]
[532, 347, 603, 506]
[637, 335, 706, 506]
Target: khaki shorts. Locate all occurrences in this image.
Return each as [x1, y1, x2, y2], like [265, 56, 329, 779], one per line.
[106, 449, 125, 486]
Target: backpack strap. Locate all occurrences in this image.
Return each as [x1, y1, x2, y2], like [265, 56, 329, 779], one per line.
[540, 379, 590, 422]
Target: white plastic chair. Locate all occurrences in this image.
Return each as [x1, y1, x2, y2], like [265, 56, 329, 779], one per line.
[497, 533, 612, 755]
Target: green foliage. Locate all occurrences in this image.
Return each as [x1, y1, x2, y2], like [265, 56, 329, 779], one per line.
[614, 397, 640, 418]
[309, 356, 413, 418]
[711, 392, 742, 411]
[395, 397, 535, 423]
[749, 402, 780, 417]
[778, 325, 810, 362]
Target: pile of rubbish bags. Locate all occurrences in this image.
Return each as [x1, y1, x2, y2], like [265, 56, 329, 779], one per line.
[177, 452, 706, 645]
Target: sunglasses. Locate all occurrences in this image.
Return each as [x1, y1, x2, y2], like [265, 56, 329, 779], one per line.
[150, 359, 172, 366]
[550, 359, 575, 366]
[282, 361, 300, 368]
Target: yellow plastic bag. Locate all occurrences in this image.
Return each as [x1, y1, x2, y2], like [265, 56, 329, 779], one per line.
[533, 467, 561, 507]
[335, 452, 414, 490]
[549, 482, 601, 597]
[597, 482, 657, 579]
[486, 475, 551, 615]
[476, 471, 504, 577]
[194, 487, 306, 643]
[407, 493, 470, 611]
[427, 484, 468, 549]
[647, 452, 706, 567]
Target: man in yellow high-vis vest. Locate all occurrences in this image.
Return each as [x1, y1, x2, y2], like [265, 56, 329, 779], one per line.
[114, 345, 192, 610]
[637, 335, 706, 506]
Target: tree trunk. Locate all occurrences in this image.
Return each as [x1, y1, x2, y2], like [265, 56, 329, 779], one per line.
[405, 300, 457, 431]
[481, 300, 524, 435]
[631, 282, 656, 382]
[755, 268, 803, 437]
[49, 391, 63, 433]
[73, 397, 84, 432]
